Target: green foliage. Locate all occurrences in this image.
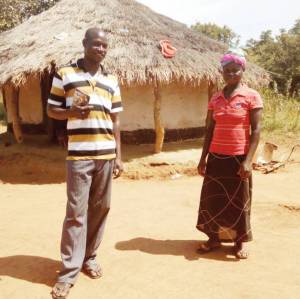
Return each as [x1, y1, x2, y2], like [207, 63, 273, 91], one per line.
[191, 22, 240, 46]
[0, 0, 59, 32]
[246, 20, 300, 96]
[191, 19, 300, 97]
[261, 88, 300, 133]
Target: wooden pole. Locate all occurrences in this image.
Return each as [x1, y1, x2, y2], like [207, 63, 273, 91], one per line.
[41, 71, 50, 127]
[1, 87, 13, 146]
[41, 71, 56, 141]
[208, 80, 214, 102]
[10, 84, 23, 143]
[153, 79, 165, 153]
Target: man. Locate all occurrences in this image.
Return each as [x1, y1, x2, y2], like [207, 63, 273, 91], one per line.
[47, 28, 123, 299]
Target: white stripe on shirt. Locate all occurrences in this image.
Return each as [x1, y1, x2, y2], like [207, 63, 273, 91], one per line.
[68, 140, 116, 151]
[89, 94, 112, 110]
[111, 107, 123, 113]
[67, 118, 113, 130]
[63, 72, 89, 85]
[52, 77, 64, 89]
[48, 99, 63, 106]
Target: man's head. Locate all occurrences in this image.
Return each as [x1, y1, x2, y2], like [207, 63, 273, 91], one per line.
[83, 28, 108, 64]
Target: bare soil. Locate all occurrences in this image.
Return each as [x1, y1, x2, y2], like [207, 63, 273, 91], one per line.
[1, 131, 300, 299]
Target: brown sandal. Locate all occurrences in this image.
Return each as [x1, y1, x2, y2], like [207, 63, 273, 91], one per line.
[82, 264, 103, 279]
[51, 282, 72, 299]
[197, 240, 221, 254]
[233, 242, 249, 259]
[234, 248, 249, 259]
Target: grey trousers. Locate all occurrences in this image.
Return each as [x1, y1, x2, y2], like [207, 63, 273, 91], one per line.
[58, 159, 113, 284]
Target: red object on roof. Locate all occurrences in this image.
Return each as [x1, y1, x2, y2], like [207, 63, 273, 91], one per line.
[159, 40, 177, 58]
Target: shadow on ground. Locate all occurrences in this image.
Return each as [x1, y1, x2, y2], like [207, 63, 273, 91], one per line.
[115, 238, 238, 262]
[0, 255, 60, 287]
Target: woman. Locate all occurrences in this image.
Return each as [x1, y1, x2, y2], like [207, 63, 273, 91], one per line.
[196, 48, 263, 259]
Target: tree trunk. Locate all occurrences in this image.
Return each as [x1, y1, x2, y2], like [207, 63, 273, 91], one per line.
[153, 80, 164, 153]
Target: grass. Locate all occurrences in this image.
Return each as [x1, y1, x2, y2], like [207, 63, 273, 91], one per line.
[260, 88, 300, 136]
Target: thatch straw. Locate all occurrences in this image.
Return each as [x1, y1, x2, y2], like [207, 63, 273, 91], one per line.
[0, 0, 269, 87]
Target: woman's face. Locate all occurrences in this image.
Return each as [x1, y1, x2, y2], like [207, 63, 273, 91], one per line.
[222, 62, 243, 85]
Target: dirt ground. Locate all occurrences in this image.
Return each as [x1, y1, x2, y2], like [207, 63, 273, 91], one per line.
[1, 131, 300, 299]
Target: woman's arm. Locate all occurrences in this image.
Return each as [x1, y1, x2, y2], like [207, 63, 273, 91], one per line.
[238, 107, 263, 179]
[197, 110, 215, 176]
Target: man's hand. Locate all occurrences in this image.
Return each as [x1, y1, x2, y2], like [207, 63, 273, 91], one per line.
[113, 158, 124, 178]
[57, 134, 68, 148]
[69, 105, 94, 119]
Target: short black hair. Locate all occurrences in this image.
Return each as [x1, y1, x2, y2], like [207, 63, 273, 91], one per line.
[84, 27, 106, 41]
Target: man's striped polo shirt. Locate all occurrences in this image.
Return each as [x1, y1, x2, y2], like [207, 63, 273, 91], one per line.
[48, 59, 123, 160]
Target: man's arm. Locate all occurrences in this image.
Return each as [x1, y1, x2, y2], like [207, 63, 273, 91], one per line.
[47, 104, 70, 120]
[111, 113, 123, 178]
[47, 104, 93, 120]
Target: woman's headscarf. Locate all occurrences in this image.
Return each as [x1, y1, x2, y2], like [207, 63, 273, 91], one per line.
[220, 47, 246, 70]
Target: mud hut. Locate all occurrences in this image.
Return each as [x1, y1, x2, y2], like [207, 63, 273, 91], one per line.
[0, 0, 269, 152]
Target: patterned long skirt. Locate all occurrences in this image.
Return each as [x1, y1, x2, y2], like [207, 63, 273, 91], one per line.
[196, 153, 253, 243]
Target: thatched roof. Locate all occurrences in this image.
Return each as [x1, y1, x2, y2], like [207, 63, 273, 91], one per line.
[0, 0, 269, 87]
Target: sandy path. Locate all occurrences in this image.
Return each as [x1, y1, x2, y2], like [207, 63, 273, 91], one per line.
[1, 163, 300, 299]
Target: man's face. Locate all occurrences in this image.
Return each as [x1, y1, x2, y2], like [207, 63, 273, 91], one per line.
[222, 62, 243, 85]
[84, 32, 108, 63]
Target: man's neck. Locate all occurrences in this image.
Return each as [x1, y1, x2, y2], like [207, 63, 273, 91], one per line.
[83, 57, 102, 76]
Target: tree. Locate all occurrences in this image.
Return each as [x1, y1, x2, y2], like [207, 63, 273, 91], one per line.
[0, 0, 60, 32]
[191, 22, 240, 46]
[246, 19, 300, 96]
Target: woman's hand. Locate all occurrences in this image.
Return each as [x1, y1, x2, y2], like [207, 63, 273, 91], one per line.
[238, 161, 252, 179]
[197, 159, 207, 177]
